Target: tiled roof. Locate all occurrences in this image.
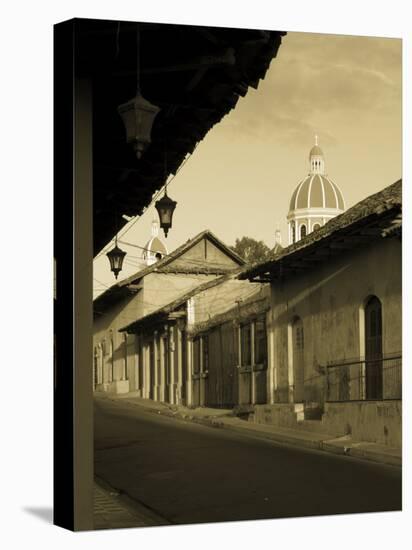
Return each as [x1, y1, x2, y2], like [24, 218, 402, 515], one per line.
[94, 229, 245, 311]
[241, 179, 402, 281]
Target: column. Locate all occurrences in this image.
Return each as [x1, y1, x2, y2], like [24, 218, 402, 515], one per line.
[169, 326, 175, 404]
[73, 76, 93, 530]
[186, 338, 193, 406]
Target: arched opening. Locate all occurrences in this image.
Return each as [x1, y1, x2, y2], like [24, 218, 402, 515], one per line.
[313, 223, 321, 231]
[300, 224, 307, 239]
[291, 221, 296, 243]
[364, 296, 383, 399]
[290, 316, 305, 402]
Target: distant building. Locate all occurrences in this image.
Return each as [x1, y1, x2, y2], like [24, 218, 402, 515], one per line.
[273, 226, 283, 255]
[119, 271, 269, 408]
[288, 138, 345, 244]
[93, 230, 245, 396]
[142, 219, 168, 266]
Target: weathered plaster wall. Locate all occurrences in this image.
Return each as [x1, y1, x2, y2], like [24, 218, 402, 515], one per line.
[322, 401, 402, 447]
[143, 273, 214, 316]
[93, 273, 216, 391]
[271, 237, 401, 404]
[192, 280, 268, 326]
[171, 238, 240, 270]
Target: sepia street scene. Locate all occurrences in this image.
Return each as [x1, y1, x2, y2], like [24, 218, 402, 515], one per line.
[84, 21, 401, 529]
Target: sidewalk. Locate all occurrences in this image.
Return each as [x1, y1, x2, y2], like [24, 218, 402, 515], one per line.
[94, 477, 170, 530]
[98, 393, 401, 468]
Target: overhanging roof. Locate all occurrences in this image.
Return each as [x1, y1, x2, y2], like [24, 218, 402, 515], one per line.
[72, 19, 286, 255]
[118, 267, 255, 334]
[239, 179, 402, 282]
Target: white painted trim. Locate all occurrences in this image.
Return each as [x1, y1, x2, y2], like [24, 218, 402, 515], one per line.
[307, 174, 315, 208]
[287, 207, 343, 219]
[293, 176, 309, 211]
[320, 175, 326, 207]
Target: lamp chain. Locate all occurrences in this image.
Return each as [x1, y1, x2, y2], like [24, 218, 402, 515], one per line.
[136, 24, 141, 95]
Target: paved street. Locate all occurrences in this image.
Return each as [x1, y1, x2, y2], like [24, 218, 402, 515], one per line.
[94, 397, 401, 527]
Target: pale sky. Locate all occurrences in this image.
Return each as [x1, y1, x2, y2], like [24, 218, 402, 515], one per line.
[94, 31, 401, 297]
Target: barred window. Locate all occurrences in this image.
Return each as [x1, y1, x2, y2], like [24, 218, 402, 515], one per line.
[240, 323, 252, 366]
[202, 335, 209, 372]
[193, 337, 201, 374]
[254, 317, 267, 366]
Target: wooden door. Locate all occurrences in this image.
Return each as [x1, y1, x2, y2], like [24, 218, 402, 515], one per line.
[292, 317, 305, 402]
[206, 330, 221, 407]
[365, 296, 383, 399]
[192, 338, 201, 407]
[221, 322, 237, 407]
[181, 330, 187, 405]
[149, 340, 155, 400]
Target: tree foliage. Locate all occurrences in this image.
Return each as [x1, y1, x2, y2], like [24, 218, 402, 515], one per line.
[231, 236, 272, 264]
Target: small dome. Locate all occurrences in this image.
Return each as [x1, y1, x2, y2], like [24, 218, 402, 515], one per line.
[309, 145, 323, 158]
[143, 236, 167, 259]
[289, 174, 345, 212]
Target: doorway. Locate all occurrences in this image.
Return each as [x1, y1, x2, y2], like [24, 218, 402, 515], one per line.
[365, 296, 383, 399]
[291, 317, 305, 402]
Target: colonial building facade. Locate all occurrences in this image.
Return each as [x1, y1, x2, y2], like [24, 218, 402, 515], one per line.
[242, 180, 402, 447]
[93, 230, 245, 396]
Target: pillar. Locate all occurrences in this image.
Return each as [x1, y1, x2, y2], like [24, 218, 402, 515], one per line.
[73, 76, 93, 530]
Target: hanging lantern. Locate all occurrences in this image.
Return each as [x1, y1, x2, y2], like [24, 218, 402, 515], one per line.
[117, 93, 160, 159]
[106, 237, 126, 279]
[117, 23, 160, 159]
[155, 191, 177, 238]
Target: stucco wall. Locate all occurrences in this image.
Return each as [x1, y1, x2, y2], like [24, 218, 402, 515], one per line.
[322, 401, 402, 447]
[171, 238, 240, 270]
[192, 280, 267, 326]
[270, 237, 401, 405]
[93, 272, 216, 391]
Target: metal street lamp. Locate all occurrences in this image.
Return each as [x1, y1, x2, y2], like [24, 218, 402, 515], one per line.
[117, 23, 160, 159]
[118, 93, 160, 159]
[106, 236, 126, 279]
[155, 190, 177, 238]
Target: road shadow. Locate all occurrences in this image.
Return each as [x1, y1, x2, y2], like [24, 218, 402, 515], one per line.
[23, 506, 53, 524]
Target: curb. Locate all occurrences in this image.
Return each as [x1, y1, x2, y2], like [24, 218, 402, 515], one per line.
[103, 396, 401, 468]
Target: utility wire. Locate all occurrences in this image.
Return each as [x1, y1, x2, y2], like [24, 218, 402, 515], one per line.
[94, 143, 199, 260]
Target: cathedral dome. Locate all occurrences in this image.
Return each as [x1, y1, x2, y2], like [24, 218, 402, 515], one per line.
[289, 174, 345, 212]
[143, 236, 167, 259]
[142, 219, 168, 264]
[287, 137, 345, 245]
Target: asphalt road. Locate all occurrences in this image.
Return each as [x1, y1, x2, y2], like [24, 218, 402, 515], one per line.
[94, 397, 401, 526]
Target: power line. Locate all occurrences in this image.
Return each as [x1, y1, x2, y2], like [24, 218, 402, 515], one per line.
[94, 143, 199, 260]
